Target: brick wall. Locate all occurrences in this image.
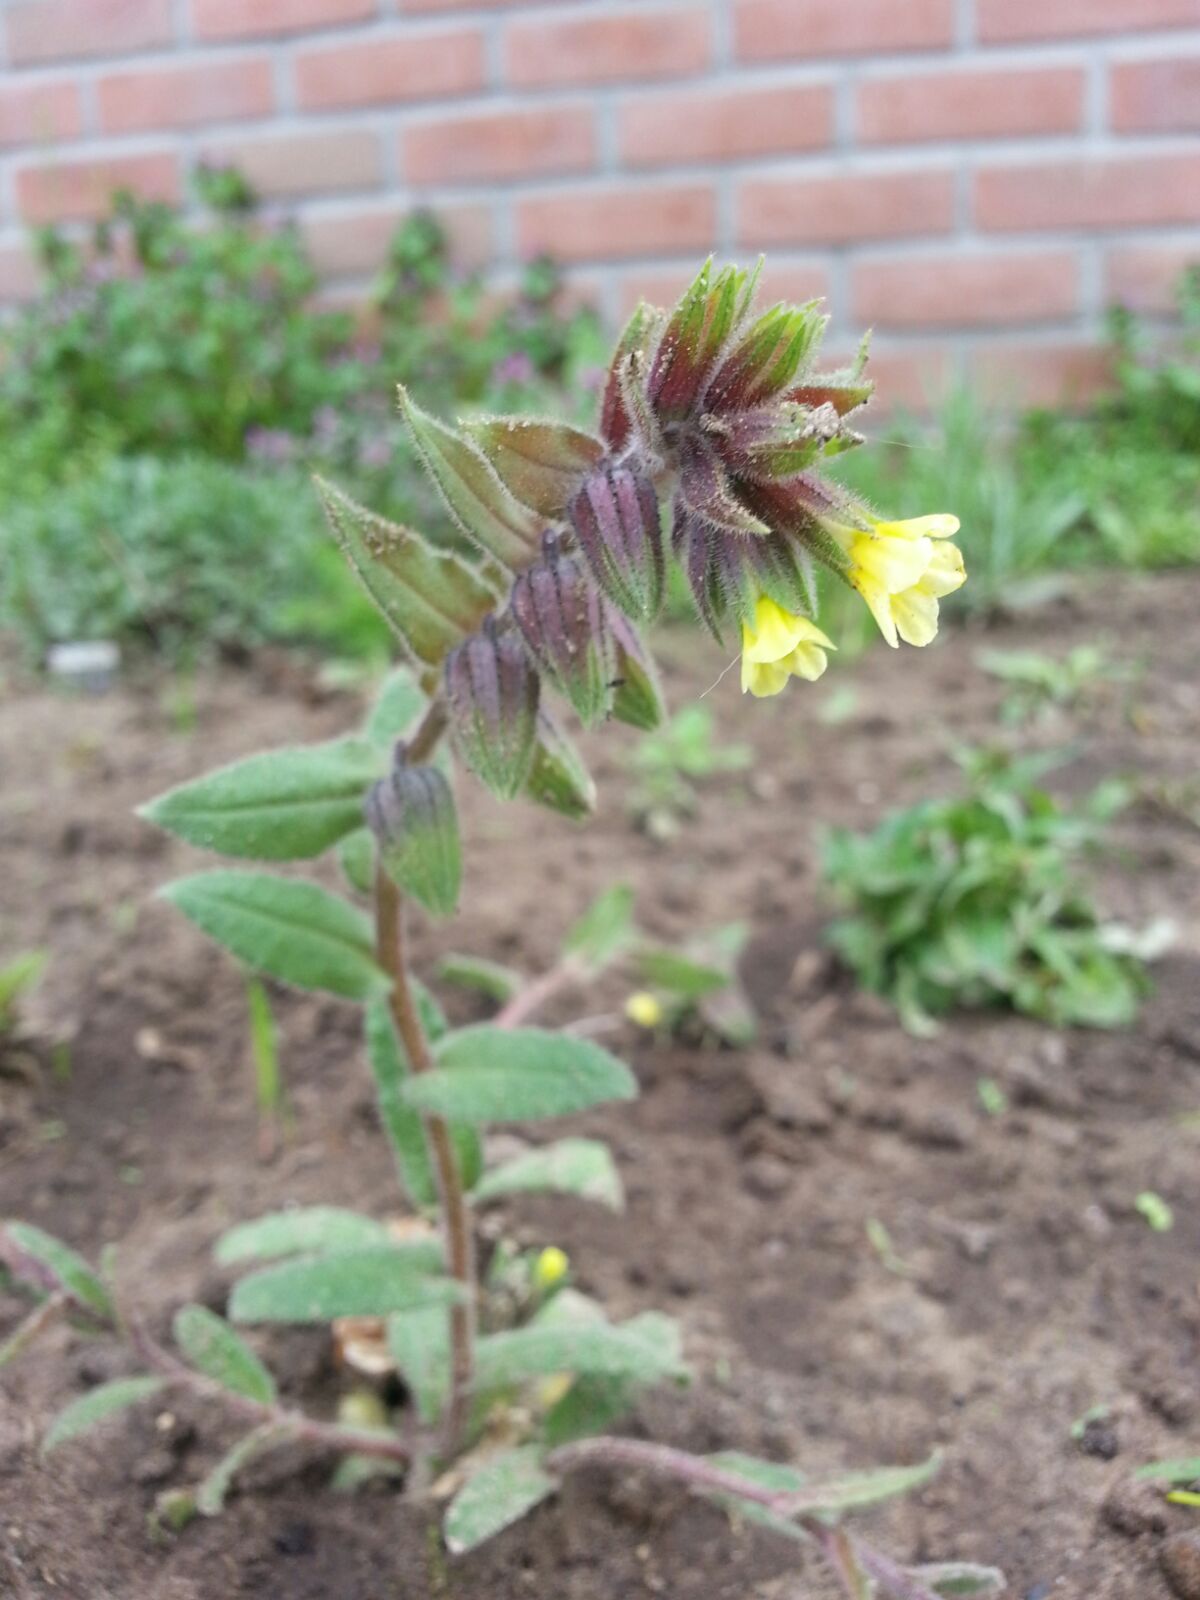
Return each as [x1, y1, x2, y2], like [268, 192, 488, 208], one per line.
[2, 0, 1198, 407]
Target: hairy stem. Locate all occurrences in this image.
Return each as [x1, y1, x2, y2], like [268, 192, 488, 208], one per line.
[374, 863, 475, 1459]
[405, 698, 448, 765]
[0, 1291, 67, 1367]
[546, 1437, 939, 1600]
[493, 957, 583, 1029]
[128, 1318, 411, 1465]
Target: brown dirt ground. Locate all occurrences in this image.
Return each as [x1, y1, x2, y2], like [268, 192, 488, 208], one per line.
[2, 571, 1199, 1600]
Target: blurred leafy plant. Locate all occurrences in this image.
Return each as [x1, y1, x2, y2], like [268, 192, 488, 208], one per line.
[822, 751, 1151, 1033]
[626, 705, 752, 838]
[0, 951, 46, 1036]
[977, 643, 1127, 725]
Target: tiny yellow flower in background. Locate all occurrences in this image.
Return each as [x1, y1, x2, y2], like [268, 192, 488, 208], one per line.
[533, 1245, 570, 1291]
[625, 990, 663, 1029]
[740, 594, 836, 698]
[836, 514, 965, 649]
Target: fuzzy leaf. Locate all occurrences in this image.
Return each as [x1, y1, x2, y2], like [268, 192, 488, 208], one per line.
[466, 417, 605, 520]
[678, 441, 769, 536]
[444, 1446, 556, 1554]
[523, 712, 596, 820]
[474, 1317, 685, 1392]
[404, 1026, 636, 1124]
[173, 1305, 276, 1405]
[337, 828, 375, 896]
[195, 1424, 282, 1516]
[787, 378, 874, 417]
[651, 260, 748, 421]
[564, 886, 636, 973]
[387, 1305, 450, 1426]
[3, 1222, 111, 1321]
[600, 302, 660, 450]
[364, 667, 427, 750]
[707, 301, 825, 412]
[438, 953, 523, 1004]
[161, 871, 388, 1001]
[1135, 1456, 1200, 1485]
[473, 1138, 623, 1210]
[43, 1376, 163, 1454]
[140, 740, 381, 862]
[215, 1206, 391, 1266]
[399, 388, 543, 571]
[228, 1244, 455, 1324]
[773, 1453, 941, 1516]
[911, 1563, 1007, 1597]
[608, 612, 666, 732]
[315, 475, 502, 668]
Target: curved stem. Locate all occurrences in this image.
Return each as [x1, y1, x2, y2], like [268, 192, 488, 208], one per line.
[406, 698, 448, 765]
[493, 957, 583, 1030]
[374, 863, 475, 1458]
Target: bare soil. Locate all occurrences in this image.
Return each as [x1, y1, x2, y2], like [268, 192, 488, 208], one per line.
[2, 573, 1199, 1600]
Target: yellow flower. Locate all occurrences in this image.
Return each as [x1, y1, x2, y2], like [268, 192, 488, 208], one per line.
[837, 514, 965, 649]
[625, 991, 663, 1029]
[740, 595, 835, 698]
[533, 1246, 569, 1291]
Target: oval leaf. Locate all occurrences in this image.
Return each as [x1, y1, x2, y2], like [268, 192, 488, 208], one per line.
[173, 1304, 276, 1404]
[912, 1563, 1008, 1597]
[465, 417, 605, 520]
[215, 1206, 391, 1266]
[228, 1244, 455, 1324]
[444, 1446, 556, 1554]
[364, 667, 426, 751]
[563, 887, 635, 974]
[4, 1221, 111, 1321]
[43, 1376, 163, 1454]
[161, 871, 388, 1000]
[473, 1319, 685, 1392]
[473, 1139, 623, 1210]
[138, 740, 381, 861]
[387, 1305, 451, 1426]
[406, 1027, 636, 1124]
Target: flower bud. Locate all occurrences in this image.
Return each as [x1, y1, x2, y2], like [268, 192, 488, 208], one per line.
[444, 618, 538, 800]
[365, 757, 461, 918]
[567, 459, 664, 624]
[606, 608, 666, 731]
[509, 536, 612, 727]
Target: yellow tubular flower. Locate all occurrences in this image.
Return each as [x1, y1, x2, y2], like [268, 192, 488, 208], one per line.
[625, 991, 663, 1029]
[839, 514, 965, 648]
[740, 594, 835, 698]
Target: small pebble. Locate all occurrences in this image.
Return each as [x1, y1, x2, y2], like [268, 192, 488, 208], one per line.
[1161, 1532, 1200, 1600]
[1101, 1477, 1169, 1537]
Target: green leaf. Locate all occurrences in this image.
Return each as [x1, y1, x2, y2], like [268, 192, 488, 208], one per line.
[542, 1374, 636, 1447]
[473, 1319, 686, 1392]
[161, 871, 388, 1001]
[215, 1206, 391, 1266]
[172, 1304, 276, 1405]
[315, 474, 503, 669]
[138, 740, 381, 861]
[337, 828, 375, 896]
[703, 1450, 810, 1544]
[228, 1244, 456, 1324]
[912, 1563, 1008, 1597]
[404, 1026, 636, 1124]
[464, 417, 605, 520]
[387, 1305, 450, 1426]
[364, 1002, 482, 1209]
[246, 976, 283, 1123]
[443, 1446, 556, 1554]
[635, 947, 728, 1002]
[770, 1453, 942, 1516]
[43, 1376, 163, 1454]
[473, 1139, 623, 1211]
[564, 886, 635, 974]
[438, 953, 523, 1004]
[364, 667, 426, 751]
[0, 950, 46, 1025]
[399, 388, 543, 572]
[523, 712, 596, 820]
[3, 1221, 112, 1320]
[195, 1423, 283, 1516]
[1135, 1456, 1200, 1485]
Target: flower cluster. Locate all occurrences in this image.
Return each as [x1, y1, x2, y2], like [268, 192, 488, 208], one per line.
[332, 259, 965, 804]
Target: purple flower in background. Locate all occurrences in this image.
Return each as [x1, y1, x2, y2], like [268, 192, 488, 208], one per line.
[358, 435, 391, 469]
[245, 427, 298, 464]
[492, 351, 535, 387]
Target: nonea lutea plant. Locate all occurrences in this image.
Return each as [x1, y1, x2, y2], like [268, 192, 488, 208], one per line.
[0, 262, 1006, 1599]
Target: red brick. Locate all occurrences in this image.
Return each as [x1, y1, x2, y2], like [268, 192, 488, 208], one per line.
[0, 80, 83, 150]
[4, 0, 172, 64]
[735, 0, 953, 62]
[1112, 58, 1200, 133]
[1106, 245, 1199, 314]
[516, 183, 716, 264]
[970, 342, 1114, 409]
[739, 170, 955, 248]
[976, 154, 1200, 233]
[404, 105, 594, 187]
[506, 8, 710, 89]
[617, 260, 830, 319]
[620, 83, 832, 170]
[0, 239, 42, 301]
[979, 0, 1200, 43]
[15, 151, 180, 225]
[857, 66, 1084, 145]
[400, 0, 523, 8]
[201, 130, 380, 199]
[193, 0, 375, 41]
[302, 201, 492, 277]
[295, 30, 485, 110]
[852, 250, 1078, 330]
[98, 58, 274, 134]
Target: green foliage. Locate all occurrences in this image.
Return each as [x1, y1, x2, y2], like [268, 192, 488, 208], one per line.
[562, 886, 636, 974]
[228, 1242, 456, 1323]
[627, 706, 753, 837]
[403, 1026, 637, 1123]
[472, 1139, 624, 1211]
[978, 644, 1123, 724]
[216, 1207, 391, 1266]
[42, 1376, 164, 1454]
[443, 1446, 556, 1554]
[161, 871, 388, 1001]
[2, 1220, 112, 1320]
[0, 951, 46, 1033]
[172, 1304, 276, 1404]
[633, 923, 757, 1046]
[822, 753, 1150, 1032]
[387, 1305, 450, 1425]
[472, 1318, 685, 1392]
